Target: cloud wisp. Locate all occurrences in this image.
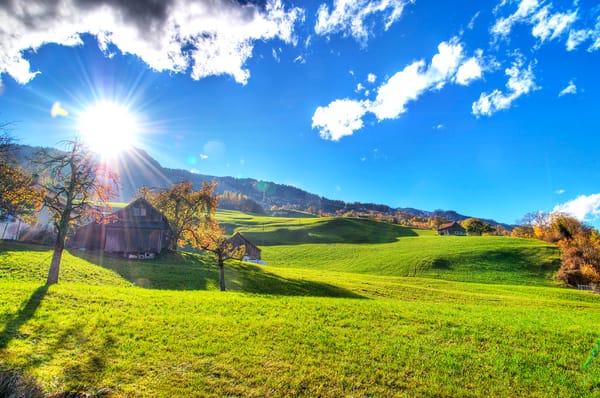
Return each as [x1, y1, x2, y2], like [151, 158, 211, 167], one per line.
[314, 0, 412, 45]
[558, 80, 577, 97]
[0, 0, 303, 86]
[313, 37, 485, 141]
[472, 57, 537, 117]
[491, 0, 600, 51]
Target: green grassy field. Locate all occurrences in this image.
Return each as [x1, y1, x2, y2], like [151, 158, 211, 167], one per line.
[1, 212, 599, 397]
[220, 210, 561, 285]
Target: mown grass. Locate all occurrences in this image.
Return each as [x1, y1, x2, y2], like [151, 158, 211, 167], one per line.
[262, 236, 561, 285]
[218, 211, 561, 285]
[0, 212, 597, 397]
[1, 280, 599, 397]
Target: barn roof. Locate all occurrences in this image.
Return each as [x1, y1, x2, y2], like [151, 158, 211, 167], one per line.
[438, 221, 465, 231]
[226, 232, 260, 252]
[83, 198, 170, 230]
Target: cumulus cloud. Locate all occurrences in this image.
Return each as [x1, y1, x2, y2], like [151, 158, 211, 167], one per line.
[312, 98, 369, 141]
[558, 80, 577, 97]
[472, 57, 537, 116]
[454, 51, 484, 85]
[370, 39, 465, 119]
[315, 0, 412, 44]
[553, 193, 600, 222]
[367, 73, 377, 83]
[313, 37, 484, 140]
[0, 0, 303, 85]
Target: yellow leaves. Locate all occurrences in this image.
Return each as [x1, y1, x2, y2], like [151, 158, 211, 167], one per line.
[143, 181, 219, 251]
[0, 163, 44, 222]
[580, 264, 600, 284]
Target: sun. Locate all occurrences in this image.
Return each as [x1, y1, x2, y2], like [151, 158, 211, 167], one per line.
[77, 102, 138, 156]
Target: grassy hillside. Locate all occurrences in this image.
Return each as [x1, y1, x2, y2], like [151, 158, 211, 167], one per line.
[218, 211, 561, 285]
[0, 213, 596, 397]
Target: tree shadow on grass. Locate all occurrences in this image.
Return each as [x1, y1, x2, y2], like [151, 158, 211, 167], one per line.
[71, 250, 364, 299]
[0, 240, 51, 254]
[241, 218, 418, 246]
[0, 285, 47, 350]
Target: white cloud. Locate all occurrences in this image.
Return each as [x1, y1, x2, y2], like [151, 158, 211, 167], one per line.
[555, 189, 566, 195]
[553, 193, 600, 222]
[371, 39, 465, 120]
[472, 58, 537, 116]
[567, 29, 590, 51]
[293, 55, 306, 64]
[467, 11, 480, 30]
[531, 7, 577, 43]
[199, 154, 209, 160]
[356, 83, 365, 92]
[558, 80, 577, 97]
[454, 54, 483, 85]
[434, 124, 444, 130]
[272, 48, 281, 63]
[492, 0, 539, 37]
[314, 0, 411, 44]
[313, 37, 485, 140]
[367, 73, 377, 83]
[311, 99, 368, 141]
[0, 0, 303, 86]
[492, 0, 579, 49]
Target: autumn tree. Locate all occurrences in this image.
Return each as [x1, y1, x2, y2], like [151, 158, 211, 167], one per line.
[461, 218, 491, 236]
[144, 181, 244, 291]
[0, 130, 43, 222]
[190, 218, 246, 291]
[35, 140, 118, 285]
[143, 181, 217, 251]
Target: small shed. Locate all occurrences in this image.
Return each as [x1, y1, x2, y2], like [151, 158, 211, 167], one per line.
[225, 232, 261, 261]
[71, 198, 171, 256]
[438, 221, 466, 236]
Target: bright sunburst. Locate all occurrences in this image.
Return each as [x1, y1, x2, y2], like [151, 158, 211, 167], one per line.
[77, 102, 138, 156]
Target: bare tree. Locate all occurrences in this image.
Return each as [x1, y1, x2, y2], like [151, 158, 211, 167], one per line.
[35, 140, 118, 285]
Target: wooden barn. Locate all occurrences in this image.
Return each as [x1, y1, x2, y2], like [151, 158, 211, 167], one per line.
[70, 198, 171, 256]
[438, 221, 467, 236]
[225, 232, 262, 261]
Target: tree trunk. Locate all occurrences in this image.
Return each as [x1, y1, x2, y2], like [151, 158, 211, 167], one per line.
[47, 238, 64, 285]
[218, 256, 226, 291]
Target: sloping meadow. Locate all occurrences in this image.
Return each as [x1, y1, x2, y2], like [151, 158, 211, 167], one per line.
[0, 213, 599, 396]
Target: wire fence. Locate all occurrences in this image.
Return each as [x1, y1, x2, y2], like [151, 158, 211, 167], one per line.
[577, 284, 600, 293]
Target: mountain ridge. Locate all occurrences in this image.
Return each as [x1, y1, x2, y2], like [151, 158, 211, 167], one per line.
[16, 145, 511, 228]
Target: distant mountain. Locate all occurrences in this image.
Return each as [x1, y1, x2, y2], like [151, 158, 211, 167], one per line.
[16, 145, 511, 228]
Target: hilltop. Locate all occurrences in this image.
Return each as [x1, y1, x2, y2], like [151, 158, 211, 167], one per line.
[15, 144, 511, 228]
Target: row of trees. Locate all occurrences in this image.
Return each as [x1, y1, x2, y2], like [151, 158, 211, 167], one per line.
[513, 212, 600, 286]
[1, 131, 238, 290]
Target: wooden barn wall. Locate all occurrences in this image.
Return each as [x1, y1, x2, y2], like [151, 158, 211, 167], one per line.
[104, 228, 165, 253]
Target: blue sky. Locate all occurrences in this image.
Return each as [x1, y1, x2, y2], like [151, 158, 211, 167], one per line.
[1, 0, 600, 226]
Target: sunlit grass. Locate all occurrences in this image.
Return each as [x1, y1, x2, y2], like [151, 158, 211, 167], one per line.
[0, 213, 597, 397]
